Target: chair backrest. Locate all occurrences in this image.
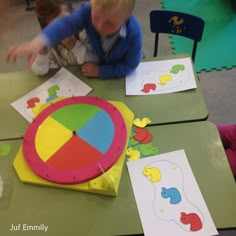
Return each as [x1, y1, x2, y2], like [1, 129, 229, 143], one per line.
[149, 10, 205, 62]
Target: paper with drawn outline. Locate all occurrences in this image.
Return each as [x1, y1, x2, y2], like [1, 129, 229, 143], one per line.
[125, 57, 197, 95]
[127, 150, 218, 236]
[11, 67, 92, 123]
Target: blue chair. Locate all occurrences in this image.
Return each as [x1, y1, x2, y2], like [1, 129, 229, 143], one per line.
[149, 10, 205, 62]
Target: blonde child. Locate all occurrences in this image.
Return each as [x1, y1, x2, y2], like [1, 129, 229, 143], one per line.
[6, 0, 142, 79]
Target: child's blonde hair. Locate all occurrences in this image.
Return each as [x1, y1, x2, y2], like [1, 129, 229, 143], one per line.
[90, 0, 135, 18]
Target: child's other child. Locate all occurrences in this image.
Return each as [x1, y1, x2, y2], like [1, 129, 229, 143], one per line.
[6, 0, 142, 79]
[32, 0, 92, 75]
[217, 124, 236, 178]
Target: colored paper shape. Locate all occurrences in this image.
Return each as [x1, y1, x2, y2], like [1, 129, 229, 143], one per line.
[139, 143, 159, 157]
[126, 147, 141, 162]
[133, 127, 153, 144]
[0, 143, 11, 157]
[141, 83, 156, 93]
[171, 64, 185, 74]
[27, 97, 40, 108]
[133, 117, 151, 128]
[47, 85, 60, 96]
[180, 212, 203, 231]
[161, 187, 182, 204]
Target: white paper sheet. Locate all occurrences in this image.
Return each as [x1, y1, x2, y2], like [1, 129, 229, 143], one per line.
[11, 67, 92, 122]
[125, 57, 197, 95]
[127, 150, 218, 236]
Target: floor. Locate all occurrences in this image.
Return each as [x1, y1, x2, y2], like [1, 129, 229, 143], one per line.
[0, 1, 235, 235]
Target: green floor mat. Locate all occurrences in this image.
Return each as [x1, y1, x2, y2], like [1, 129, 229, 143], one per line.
[161, 0, 236, 72]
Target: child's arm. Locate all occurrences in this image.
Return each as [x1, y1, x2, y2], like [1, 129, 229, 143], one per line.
[5, 3, 89, 67]
[6, 36, 47, 68]
[99, 16, 143, 79]
[81, 34, 142, 79]
[99, 41, 142, 79]
[31, 53, 50, 76]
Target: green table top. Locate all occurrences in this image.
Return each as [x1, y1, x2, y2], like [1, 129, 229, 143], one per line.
[0, 54, 208, 140]
[0, 121, 235, 236]
[0, 71, 53, 140]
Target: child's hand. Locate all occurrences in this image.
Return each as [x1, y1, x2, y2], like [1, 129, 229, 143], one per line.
[5, 37, 46, 68]
[82, 63, 99, 78]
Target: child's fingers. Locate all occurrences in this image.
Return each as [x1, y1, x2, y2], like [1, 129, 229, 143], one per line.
[5, 45, 17, 63]
[27, 53, 37, 69]
[81, 63, 88, 73]
[6, 45, 26, 63]
[81, 63, 99, 78]
[12, 54, 17, 64]
[6, 43, 37, 66]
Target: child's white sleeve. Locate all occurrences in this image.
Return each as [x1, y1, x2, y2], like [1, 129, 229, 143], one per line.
[71, 41, 86, 65]
[31, 53, 50, 76]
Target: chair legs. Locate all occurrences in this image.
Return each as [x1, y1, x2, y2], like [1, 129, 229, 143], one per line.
[153, 33, 159, 57]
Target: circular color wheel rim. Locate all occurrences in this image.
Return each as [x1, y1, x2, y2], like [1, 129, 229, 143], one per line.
[23, 96, 127, 184]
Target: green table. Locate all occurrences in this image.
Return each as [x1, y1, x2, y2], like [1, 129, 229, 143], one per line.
[0, 121, 235, 236]
[0, 54, 208, 140]
[0, 71, 53, 140]
[71, 54, 208, 125]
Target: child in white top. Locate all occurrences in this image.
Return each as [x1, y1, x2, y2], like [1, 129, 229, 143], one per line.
[31, 0, 98, 76]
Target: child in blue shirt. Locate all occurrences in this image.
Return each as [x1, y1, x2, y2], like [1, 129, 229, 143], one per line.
[6, 0, 142, 80]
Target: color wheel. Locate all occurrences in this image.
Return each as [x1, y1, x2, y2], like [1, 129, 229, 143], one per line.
[22, 96, 127, 184]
